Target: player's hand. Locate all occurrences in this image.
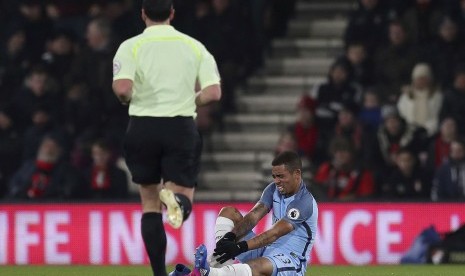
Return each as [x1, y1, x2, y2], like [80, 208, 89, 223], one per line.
[216, 232, 236, 248]
[213, 240, 248, 264]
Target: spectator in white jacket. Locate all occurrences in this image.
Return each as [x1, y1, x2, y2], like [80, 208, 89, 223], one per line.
[397, 63, 443, 136]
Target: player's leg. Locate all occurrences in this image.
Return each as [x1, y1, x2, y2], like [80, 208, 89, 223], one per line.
[123, 116, 166, 276]
[160, 117, 202, 228]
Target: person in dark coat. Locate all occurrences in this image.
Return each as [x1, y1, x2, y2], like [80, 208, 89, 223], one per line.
[440, 68, 465, 135]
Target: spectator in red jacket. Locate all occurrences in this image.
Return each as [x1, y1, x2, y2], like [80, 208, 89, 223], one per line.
[427, 117, 458, 170]
[314, 137, 375, 201]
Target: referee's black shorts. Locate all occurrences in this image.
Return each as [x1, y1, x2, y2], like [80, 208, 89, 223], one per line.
[123, 116, 202, 187]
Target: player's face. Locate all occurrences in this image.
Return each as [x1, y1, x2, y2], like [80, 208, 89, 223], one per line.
[272, 164, 300, 196]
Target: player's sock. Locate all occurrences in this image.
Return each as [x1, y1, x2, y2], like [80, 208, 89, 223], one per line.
[208, 217, 235, 268]
[207, 264, 253, 276]
[174, 193, 192, 221]
[141, 212, 167, 276]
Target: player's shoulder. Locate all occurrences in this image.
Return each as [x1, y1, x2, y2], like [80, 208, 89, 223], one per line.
[293, 183, 315, 206]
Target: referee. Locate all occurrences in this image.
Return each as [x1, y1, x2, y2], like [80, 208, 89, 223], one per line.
[112, 1, 221, 275]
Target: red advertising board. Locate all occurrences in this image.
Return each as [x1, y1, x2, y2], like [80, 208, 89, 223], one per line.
[0, 203, 464, 265]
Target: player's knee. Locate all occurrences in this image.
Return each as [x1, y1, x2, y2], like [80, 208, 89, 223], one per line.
[218, 206, 243, 224]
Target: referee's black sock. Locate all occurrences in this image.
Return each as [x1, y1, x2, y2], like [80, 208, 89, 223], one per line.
[175, 193, 192, 221]
[141, 212, 167, 276]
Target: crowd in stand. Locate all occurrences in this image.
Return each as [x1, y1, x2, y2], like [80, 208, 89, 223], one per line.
[0, 0, 295, 200]
[278, 0, 465, 202]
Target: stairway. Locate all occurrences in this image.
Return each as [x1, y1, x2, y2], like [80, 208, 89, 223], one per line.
[195, 0, 354, 201]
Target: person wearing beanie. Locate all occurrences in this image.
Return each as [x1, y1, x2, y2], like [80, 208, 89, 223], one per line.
[397, 63, 443, 136]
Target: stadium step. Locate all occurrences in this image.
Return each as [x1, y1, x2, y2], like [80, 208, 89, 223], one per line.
[271, 38, 343, 58]
[247, 75, 325, 90]
[287, 19, 347, 38]
[210, 132, 280, 151]
[194, 190, 264, 202]
[238, 94, 302, 113]
[200, 171, 266, 190]
[264, 57, 333, 76]
[223, 114, 295, 132]
[201, 151, 274, 171]
[294, 1, 354, 19]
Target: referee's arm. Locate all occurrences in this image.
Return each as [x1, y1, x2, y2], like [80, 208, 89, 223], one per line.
[195, 83, 221, 106]
[113, 79, 133, 105]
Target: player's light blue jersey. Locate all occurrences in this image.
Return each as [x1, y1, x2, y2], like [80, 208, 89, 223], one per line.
[259, 181, 318, 264]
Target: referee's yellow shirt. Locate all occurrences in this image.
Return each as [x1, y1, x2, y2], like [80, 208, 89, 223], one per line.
[113, 25, 221, 117]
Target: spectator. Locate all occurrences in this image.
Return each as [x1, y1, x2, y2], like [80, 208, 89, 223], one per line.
[84, 139, 128, 199]
[11, 66, 60, 129]
[344, 0, 388, 53]
[101, 0, 140, 44]
[312, 61, 360, 133]
[0, 106, 22, 198]
[288, 95, 319, 163]
[374, 20, 417, 103]
[333, 104, 363, 153]
[427, 117, 458, 170]
[380, 148, 431, 199]
[427, 17, 465, 88]
[22, 105, 67, 161]
[274, 131, 297, 157]
[337, 42, 375, 88]
[41, 30, 76, 86]
[440, 68, 465, 134]
[7, 134, 83, 200]
[358, 89, 383, 131]
[314, 137, 375, 201]
[432, 138, 465, 201]
[402, 0, 443, 46]
[0, 29, 31, 102]
[397, 63, 443, 136]
[369, 108, 425, 171]
[45, 0, 92, 38]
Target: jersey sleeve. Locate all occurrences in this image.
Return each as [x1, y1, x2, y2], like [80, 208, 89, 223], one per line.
[258, 183, 275, 210]
[283, 196, 314, 229]
[113, 41, 136, 81]
[197, 45, 221, 89]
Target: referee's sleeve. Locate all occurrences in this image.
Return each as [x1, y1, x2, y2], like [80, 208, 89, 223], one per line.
[113, 41, 136, 81]
[198, 46, 221, 90]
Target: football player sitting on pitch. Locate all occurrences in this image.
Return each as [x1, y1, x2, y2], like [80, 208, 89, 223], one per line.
[170, 151, 318, 276]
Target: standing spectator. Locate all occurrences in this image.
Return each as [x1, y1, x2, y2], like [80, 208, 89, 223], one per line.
[111, 1, 221, 275]
[427, 117, 458, 170]
[440, 68, 465, 134]
[402, 0, 443, 46]
[312, 61, 360, 133]
[432, 139, 465, 201]
[374, 20, 418, 103]
[380, 148, 431, 199]
[397, 63, 443, 136]
[314, 137, 375, 201]
[344, 0, 388, 53]
[85, 139, 128, 199]
[427, 17, 465, 88]
[7, 134, 83, 200]
[0, 106, 22, 198]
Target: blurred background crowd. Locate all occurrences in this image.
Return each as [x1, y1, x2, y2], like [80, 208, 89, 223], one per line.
[1, 0, 465, 202]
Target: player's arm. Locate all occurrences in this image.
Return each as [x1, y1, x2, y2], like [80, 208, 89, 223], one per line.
[113, 79, 133, 105]
[246, 219, 294, 250]
[231, 202, 270, 240]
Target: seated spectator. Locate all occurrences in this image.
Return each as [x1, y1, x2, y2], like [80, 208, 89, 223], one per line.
[274, 131, 297, 157]
[374, 20, 417, 103]
[0, 106, 22, 198]
[358, 89, 382, 131]
[100, 0, 140, 44]
[440, 68, 465, 134]
[7, 134, 83, 200]
[344, 0, 388, 53]
[333, 104, 363, 153]
[427, 117, 458, 170]
[11, 66, 60, 129]
[337, 42, 374, 88]
[380, 148, 431, 199]
[397, 63, 443, 136]
[22, 105, 67, 161]
[369, 108, 426, 171]
[314, 137, 375, 201]
[312, 61, 360, 133]
[431, 138, 465, 201]
[288, 95, 319, 163]
[41, 30, 76, 86]
[84, 139, 128, 199]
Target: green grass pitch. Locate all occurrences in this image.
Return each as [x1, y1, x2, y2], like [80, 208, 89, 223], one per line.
[1, 265, 465, 276]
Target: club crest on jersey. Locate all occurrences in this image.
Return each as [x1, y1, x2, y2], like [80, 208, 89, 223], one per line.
[288, 208, 300, 220]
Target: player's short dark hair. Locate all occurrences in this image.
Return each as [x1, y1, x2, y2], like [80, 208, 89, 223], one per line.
[272, 151, 302, 173]
[142, 0, 173, 22]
